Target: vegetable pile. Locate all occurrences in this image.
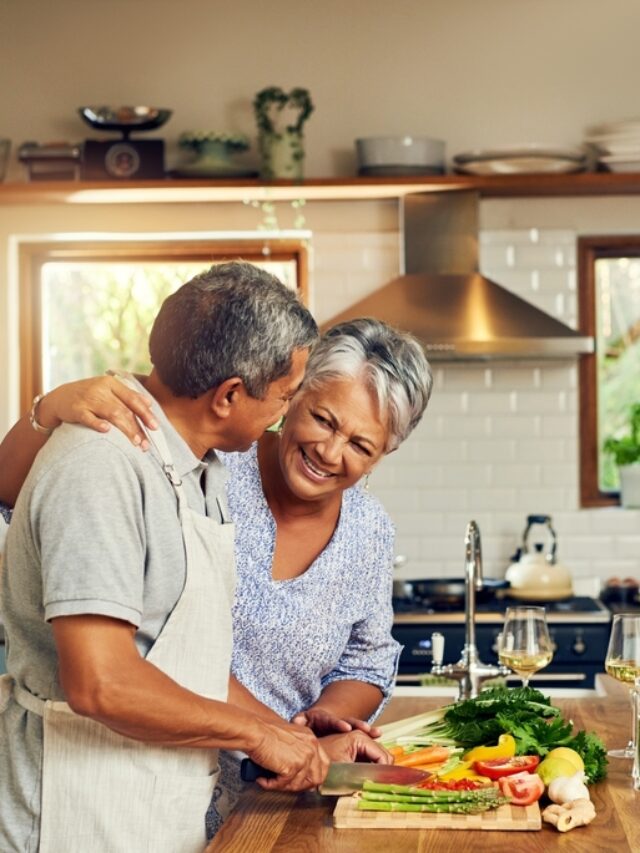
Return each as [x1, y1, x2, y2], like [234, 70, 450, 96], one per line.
[389, 686, 607, 784]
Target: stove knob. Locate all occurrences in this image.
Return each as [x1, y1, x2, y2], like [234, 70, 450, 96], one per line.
[572, 633, 586, 656]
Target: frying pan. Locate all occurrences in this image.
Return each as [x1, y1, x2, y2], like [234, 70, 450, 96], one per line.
[393, 577, 509, 607]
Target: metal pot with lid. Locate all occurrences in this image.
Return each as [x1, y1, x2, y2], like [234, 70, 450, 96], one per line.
[505, 514, 573, 601]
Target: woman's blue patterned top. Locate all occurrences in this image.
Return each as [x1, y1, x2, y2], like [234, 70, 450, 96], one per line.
[221, 443, 401, 721]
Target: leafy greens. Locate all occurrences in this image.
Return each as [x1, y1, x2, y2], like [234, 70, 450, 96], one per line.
[420, 685, 607, 783]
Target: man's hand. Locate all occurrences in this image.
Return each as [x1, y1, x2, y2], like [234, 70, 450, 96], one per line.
[247, 720, 330, 792]
[319, 730, 393, 764]
[292, 707, 382, 738]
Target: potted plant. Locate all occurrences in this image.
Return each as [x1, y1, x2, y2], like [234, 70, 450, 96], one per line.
[253, 87, 314, 180]
[178, 131, 250, 171]
[603, 402, 640, 507]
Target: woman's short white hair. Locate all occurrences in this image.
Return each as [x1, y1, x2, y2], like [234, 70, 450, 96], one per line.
[302, 318, 433, 452]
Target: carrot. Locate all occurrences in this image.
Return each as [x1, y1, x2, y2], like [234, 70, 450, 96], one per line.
[394, 746, 450, 767]
[388, 746, 406, 758]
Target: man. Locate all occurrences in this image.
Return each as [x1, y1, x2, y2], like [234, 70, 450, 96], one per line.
[0, 262, 380, 853]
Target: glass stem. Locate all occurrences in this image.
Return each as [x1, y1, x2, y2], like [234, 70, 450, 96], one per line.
[631, 687, 637, 751]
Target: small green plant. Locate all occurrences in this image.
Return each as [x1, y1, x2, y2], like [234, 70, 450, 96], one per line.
[253, 88, 314, 136]
[603, 403, 640, 466]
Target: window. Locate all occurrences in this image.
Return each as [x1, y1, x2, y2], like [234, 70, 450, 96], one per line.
[578, 236, 640, 506]
[18, 238, 308, 412]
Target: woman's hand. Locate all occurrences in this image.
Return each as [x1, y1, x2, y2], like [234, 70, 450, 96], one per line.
[39, 376, 157, 450]
[292, 707, 381, 738]
[319, 730, 393, 764]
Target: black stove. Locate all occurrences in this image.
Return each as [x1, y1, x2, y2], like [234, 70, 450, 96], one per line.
[392, 592, 612, 690]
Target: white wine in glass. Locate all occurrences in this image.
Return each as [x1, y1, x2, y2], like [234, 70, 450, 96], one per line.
[604, 613, 640, 759]
[498, 606, 554, 688]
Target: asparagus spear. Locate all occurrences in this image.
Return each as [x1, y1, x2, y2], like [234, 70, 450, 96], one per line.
[357, 799, 509, 814]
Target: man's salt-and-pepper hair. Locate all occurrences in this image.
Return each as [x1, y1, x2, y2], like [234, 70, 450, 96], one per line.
[302, 318, 433, 452]
[149, 261, 318, 398]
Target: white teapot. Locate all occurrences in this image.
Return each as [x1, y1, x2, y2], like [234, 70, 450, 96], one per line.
[505, 515, 573, 601]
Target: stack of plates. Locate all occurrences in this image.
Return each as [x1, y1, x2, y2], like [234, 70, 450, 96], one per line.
[586, 119, 640, 172]
[452, 144, 587, 175]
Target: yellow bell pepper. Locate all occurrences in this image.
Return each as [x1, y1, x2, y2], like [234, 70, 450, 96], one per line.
[462, 733, 516, 764]
[438, 761, 492, 784]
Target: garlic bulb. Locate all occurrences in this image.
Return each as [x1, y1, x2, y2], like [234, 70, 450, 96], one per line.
[547, 771, 590, 804]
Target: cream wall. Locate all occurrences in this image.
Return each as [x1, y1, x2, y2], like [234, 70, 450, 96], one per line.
[1, 0, 639, 177]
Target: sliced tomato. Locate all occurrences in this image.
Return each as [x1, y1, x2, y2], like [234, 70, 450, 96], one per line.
[473, 755, 540, 780]
[497, 771, 544, 806]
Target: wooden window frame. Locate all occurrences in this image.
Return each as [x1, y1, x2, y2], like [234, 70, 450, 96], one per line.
[18, 238, 309, 414]
[578, 235, 640, 507]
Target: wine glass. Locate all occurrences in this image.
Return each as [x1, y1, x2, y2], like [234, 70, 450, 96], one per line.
[604, 613, 640, 759]
[498, 606, 554, 688]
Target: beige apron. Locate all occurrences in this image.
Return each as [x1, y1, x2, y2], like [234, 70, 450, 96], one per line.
[6, 396, 236, 853]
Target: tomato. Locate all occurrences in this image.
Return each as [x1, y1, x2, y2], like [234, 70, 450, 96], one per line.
[473, 755, 540, 780]
[497, 771, 544, 806]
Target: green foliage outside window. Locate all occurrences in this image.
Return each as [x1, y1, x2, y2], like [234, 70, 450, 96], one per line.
[596, 257, 640, 491]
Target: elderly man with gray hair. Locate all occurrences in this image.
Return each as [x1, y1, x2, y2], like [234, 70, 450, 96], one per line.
[0, 262, 388, 853]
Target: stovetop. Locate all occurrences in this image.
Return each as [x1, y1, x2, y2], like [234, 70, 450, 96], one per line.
[392, 595, 611, 624]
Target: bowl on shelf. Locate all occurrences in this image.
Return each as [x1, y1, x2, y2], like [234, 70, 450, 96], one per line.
[355, 136, 445, 176]
[78, 106, 172, 135]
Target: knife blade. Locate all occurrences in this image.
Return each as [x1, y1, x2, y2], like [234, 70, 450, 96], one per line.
[240, 758, 431, 795]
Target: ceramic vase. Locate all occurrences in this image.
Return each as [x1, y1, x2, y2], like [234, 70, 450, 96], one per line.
[259, 130, 305, 180]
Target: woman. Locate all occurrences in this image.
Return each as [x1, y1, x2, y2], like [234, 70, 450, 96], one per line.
[0, 318, 433, 834]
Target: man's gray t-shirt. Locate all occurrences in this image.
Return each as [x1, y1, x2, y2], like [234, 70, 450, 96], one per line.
[0, 382, 229, 853]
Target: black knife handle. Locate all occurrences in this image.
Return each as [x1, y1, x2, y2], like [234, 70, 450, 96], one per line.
[240, 758, 277, 781]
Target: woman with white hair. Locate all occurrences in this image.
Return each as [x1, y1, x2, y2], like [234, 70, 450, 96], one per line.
[0, 317, 433, 836]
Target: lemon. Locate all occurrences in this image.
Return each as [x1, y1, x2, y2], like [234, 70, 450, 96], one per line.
[545, 747, 584, 773]
[536, 756, 579, 785]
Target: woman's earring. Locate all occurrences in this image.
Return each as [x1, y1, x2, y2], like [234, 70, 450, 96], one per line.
[364, 473, 370, 492]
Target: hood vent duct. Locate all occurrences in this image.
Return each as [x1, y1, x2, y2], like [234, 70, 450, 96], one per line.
[323, 192, 594, 361]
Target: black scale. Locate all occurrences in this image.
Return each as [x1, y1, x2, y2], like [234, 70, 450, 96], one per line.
[79, 106, 171, 180]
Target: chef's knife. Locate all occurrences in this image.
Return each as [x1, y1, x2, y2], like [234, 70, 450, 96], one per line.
[240, 758, 431, 795]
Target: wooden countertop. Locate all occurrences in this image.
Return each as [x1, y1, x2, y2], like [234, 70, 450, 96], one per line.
[206, 677, 639, 852]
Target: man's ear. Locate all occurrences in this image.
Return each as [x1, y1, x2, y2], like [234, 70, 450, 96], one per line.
[210, 377, 246, 419]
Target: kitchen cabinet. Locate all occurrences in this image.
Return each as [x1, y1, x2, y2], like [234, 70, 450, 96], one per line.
[3, 172, 640, 205]
[206, 677, 639, 852]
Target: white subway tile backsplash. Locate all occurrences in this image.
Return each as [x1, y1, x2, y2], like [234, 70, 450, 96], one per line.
[466, 391, 515, 415]
[441, 366, 492, 391]
[434, 415, 489, 438]
[417, 489, 471, 511]
[489, 367, 541, 391]
[540, 415, 577, 439]
[514, 245, 570, 269]
[514, 438, 567, 463]
[468, 488, 519, 510]
[489, 415, 541, 438]
[514, 487, 570, 509]
[613, 537, 640, 561]
[440, 463, 493, 488]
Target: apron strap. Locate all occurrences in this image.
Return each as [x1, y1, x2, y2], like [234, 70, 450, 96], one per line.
[106, 370, 190, 517]
[13, 682, 45, 716]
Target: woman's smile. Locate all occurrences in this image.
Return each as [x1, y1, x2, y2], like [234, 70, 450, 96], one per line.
[299, 447, 336, 481]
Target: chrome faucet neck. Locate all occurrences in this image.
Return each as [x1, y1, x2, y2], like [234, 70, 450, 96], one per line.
[431, 520, 510, 701]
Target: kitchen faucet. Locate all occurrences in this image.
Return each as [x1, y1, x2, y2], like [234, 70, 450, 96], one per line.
[430, 520, 510, 701]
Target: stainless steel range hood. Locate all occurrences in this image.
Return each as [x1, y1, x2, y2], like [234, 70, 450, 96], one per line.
[324, 192, 594, 360]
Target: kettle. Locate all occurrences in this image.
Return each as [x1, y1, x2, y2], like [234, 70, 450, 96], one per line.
[505, 514, 573, 601]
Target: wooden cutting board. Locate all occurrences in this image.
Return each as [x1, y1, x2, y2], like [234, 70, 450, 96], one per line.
[334, 795, 541, 831]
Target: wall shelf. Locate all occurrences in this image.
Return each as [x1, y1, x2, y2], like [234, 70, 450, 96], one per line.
[2, 172, 640, 205]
